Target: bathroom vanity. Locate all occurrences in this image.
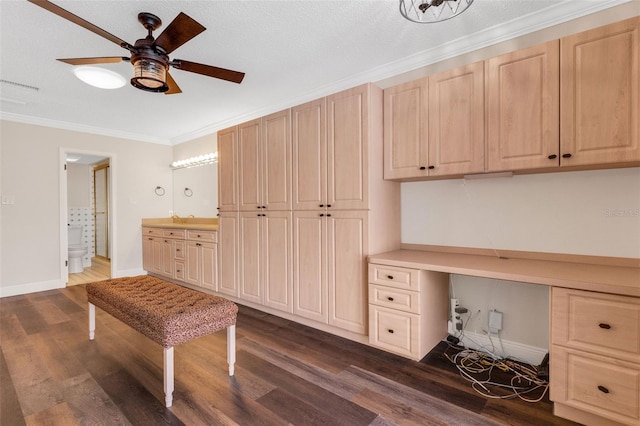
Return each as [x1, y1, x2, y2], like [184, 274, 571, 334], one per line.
[141, 218, 218, 292]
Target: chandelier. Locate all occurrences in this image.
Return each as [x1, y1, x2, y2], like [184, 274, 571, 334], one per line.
[399, 0, 474, 23]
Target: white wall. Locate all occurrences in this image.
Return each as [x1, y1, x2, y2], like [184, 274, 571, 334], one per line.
[401, 168, 640, 358]
[66, 163, 90, 207]
[0, 120, 173, 294]
[172, 133, 218, 217]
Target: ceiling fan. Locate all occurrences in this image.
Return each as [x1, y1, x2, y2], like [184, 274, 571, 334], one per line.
[27, 0, 245, 94]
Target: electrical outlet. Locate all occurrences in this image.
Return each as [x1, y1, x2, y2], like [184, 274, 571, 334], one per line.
[489, 309, 503, 334]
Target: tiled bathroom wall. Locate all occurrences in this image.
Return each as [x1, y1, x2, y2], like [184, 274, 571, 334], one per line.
[68, 207, 93, 267]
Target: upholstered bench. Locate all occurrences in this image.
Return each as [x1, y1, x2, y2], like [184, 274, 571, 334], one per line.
[85, 275, 238, 407]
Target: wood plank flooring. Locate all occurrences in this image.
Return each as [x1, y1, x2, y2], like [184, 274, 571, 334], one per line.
[0, 285, 580, 426]
[67, 260, 110, 286]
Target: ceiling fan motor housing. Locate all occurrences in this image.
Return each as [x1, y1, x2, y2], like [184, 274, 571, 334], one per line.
[130, 37, 170, 92]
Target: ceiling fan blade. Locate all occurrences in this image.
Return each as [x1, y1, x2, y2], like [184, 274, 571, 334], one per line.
[154, 12, 206, 55]
[165, 72, 182, 95]
[57, 57, 128, 66]
[172, 60, 245, 84]
[27, 0, 132, 50]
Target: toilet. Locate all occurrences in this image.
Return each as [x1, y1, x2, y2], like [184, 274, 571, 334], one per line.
[68, 224, 88, 273]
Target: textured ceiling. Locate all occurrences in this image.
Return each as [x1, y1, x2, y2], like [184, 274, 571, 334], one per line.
[0, 0, 634, 145]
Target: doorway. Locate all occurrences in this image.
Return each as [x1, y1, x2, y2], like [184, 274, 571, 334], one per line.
[61, 149, 116, 286]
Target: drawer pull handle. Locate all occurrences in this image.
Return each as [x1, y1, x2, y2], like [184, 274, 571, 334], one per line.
[597, 385, 610, 394]
[387, 275, 394, 280]
[598, 323, 611, 330]
[176, 249, 180, 252]
[176, 269, 181, 273]
[387, 329, 394, 334]
[387, 297, 394, 301]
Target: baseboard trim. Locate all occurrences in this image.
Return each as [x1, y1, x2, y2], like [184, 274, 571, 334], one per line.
[456, 331, 548, 366]
[0, 279, 64, 298]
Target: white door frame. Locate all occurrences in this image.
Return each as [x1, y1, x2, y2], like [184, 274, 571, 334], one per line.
[59, 147, 117, 284]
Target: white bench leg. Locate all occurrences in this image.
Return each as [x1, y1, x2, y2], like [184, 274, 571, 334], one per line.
[88, 303, 95, 340]
[164, 346, 174, 407]
[227, 325, 236, 376]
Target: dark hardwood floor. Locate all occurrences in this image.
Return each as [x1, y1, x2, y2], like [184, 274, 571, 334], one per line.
[0, 285, 580, 426]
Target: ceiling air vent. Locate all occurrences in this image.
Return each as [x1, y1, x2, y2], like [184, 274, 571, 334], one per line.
[0, 79, 40, 92]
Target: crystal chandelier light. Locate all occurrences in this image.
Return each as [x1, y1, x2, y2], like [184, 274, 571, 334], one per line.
[399, 0, 474, 24]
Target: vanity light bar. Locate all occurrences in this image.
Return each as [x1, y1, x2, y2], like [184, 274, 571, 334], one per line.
[171, 152, 218, 169]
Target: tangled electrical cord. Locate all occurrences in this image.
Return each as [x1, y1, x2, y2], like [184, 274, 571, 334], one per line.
[443, 342, 549, 402]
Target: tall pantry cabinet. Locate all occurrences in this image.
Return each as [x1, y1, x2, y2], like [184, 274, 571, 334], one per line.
[219, 83, 400, 339]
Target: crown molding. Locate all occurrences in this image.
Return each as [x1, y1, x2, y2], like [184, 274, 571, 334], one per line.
[0, 111, 171, 145]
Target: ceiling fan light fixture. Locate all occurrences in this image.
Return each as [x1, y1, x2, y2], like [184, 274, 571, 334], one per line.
[131, 58, 169, 92]
[72, 66, 126, 89]
[399, 0, 474, 23]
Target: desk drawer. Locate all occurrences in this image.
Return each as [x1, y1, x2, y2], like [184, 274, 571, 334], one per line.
[369, 305, 419, 359]
[552, 288, 640, 362]
[551, 346, 640, 425]
[369, 284, 419, 314]
[369, 264, 421, 291]
[187, 230, 217, 243]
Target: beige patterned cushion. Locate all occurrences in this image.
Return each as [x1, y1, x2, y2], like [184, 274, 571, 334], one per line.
[86, 275, 237, 348]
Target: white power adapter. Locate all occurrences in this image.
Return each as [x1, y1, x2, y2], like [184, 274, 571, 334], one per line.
[488, 309, 503, 334]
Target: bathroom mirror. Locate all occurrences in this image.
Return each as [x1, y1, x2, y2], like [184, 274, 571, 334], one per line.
[172, 163, 218, 217]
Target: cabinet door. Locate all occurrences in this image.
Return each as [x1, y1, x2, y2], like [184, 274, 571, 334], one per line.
[428, 61, 485, 176]
[383, 78, 429, 179]
[327, 84, 369, 210]
[292, 98, 326, 210]
[142, 236, 154, 272]
[200, 242, 218, 291]
[262, 109, 292, 211]
[218, 212, 239, 297]
[185, 241, 200, 286]
[561, 17, 640, 166]
[161, 239, 174, 277]
[151, 237, 163, 274]
[327, 210, 368, 334]
[217, 126, 238, 212]
[487, 40, 560, 172]
[293, 211, 327, 323]
[238, 119, 262, 211]
[263, 211, 293, 313]
[239, 212, 262, 303]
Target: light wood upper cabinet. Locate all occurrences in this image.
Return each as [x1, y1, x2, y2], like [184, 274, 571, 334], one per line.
[383, 78, 429, 179]
[238, 110, 291, 212]
[561, 16, 640, 166]
[326, 84, 371, 210]
[217, 126, 238, 212]
[428, 61, 485, 176]
[486, 40, 560, 172]
[292, 98, 327, 210]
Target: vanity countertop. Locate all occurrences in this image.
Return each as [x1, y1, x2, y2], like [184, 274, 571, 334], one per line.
[142, 218, 218, 231]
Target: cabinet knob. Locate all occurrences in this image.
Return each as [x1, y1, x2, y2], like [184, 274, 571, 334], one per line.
[196, 243, 201, 246]
[387, 275, 394, 280]
[262, 206, 266, 209]
[387, 296, 394, 301]
[327, 204, 332, 208]
[598, 323, 612, 330]
[548, 154, 557, 160]
[319, 204, 325, 207]
[197, 234, 201, 237]
[428, 165, 435, 170]
[176, 269, 181, 273]
[597, 385, 610, 394]
[387, 329, 394, 334]
[562, 153, 572, 158]
[257, 206, 262, 209]
[419, 166, 426, 170]
[176, 249, 180, 252]
[319, 213, 324, 217]
[326, 214, 331, 217]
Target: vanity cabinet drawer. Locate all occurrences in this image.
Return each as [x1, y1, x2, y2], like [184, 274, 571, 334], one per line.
[551, 346, 640, 425]
[552, 288, 640, 362]
[369, 305, 419, 359]
[187, 230, 217, 243]
[142, 227, 163, 238]
[163, 228, 186, 239]
[369, 284, 419, 314]
[368, 264, 421, 290]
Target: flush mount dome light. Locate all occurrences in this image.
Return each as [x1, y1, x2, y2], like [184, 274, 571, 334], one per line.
[73, 66, 126, 89]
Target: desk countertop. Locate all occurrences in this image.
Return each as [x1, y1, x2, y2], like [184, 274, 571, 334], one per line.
[368, 249, 640, 297]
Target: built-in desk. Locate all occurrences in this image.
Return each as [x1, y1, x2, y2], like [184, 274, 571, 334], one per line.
[368, 247, 640, 426]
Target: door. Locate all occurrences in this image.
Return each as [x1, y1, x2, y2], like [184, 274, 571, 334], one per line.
[428, 62, 485, 176]
[383, 78, 429, 179]
[93, 163, 110, 259]
[486, 40, 560, 171]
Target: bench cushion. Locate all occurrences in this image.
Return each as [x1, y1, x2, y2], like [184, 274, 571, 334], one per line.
[86, 275, 237, 348]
